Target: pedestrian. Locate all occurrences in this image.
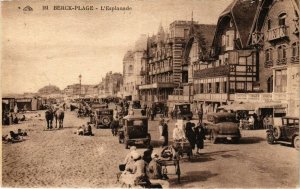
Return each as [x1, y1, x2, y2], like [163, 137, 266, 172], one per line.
[162, 120, 169, 147]
[110, 117, 119, 136]
[194, 122, 206, 154]
[143, 145, 153, 164]
[150, 107, 155, 121]
[185, 118, 196, 152]
[164, 105, 169, 118]
[177, 107, 181, 119]
[253, 112, 258, 129]
[197, 104, 204, 123]
[172, 124, 186, 141]
[141, 107, 146, 116]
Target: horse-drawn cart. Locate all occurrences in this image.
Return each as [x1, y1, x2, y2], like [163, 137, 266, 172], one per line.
[158, 159, 181, 183]
[173, 140, 192, 160]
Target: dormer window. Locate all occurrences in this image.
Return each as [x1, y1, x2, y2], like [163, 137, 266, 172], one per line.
[279, 13, 287, 26]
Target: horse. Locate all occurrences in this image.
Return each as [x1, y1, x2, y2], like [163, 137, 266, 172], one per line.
[45, 109, 54, 129]
[54, 108, 65, 128]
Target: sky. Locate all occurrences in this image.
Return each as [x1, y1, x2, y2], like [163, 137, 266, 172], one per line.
[1, 0, 232, 94]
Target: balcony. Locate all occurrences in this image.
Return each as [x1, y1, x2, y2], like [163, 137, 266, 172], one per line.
[290, 56, 299, 64]
[234, 93, 286, 102]
[168, 95, 190, 102]
[264, 60, 273, 68]
[267, 25, 288, 41]
[276, 58, 287, 65]
[251, 31, 264, 46]
[194, 93, 228, 102]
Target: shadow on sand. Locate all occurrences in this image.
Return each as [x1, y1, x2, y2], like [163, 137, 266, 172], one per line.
[169, 171, 218, 186]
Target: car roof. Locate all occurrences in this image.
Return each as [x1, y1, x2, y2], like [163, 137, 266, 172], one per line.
[174, 103, 190, 105]
[207, 112, 236, 117]
[123, 115, 148, 120]
[282, 116, 299, 120]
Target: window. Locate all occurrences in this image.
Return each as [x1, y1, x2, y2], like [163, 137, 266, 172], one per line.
[184, 29, 189, 39]
[279, 13, 287, 26]
[275, 70, 287, 92]
[208, 83, 212, 93]
[292, 42, 299, 57]
[223, 81, 227, 93]
[265, 49, 273, 61]
[200, 83, 204, 93]
[236, 82, 245, 92]
[222, 35, 226, 46]
[267, 19, 272, 30]
[277, 45, 287, 62]
[215, 82, 220, 93]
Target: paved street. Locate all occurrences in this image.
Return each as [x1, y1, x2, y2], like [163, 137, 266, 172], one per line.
[2, 110, 299, 188]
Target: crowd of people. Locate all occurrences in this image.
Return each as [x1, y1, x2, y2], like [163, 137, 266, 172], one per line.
[118, 146, 170, 188]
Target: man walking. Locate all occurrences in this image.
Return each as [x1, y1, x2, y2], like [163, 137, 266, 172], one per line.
[197, 104, 204, 123]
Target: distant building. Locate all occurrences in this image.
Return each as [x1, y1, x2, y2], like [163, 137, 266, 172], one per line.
[38, 85, 61, 95]
[98, 72, 123, 98]
[121, 34, 148, 100]
[140, 21, 195, 105]
[63, 84, 98, 98]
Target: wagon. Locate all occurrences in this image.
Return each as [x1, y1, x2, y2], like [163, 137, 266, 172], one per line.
[173, 140, 192, 160]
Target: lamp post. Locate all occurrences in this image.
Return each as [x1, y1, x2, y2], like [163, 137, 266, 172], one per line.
[79, 74, 82, 97]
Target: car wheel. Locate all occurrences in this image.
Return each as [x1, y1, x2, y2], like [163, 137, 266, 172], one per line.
[232, 137, 240, 144]
[210, 131, 217, 144]
[266, 133, 275, 144]
[273, 126, 281, 140]
[293, 136, 300, 150]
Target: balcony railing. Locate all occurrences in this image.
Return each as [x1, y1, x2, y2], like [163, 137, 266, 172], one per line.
[168, 95, 190, 102]
[276, 58, 287, 65]
[251, 31, 264, 46]
[267, 25, 288, 41]
[264, 60, 273, 68]
[290, 56, 299, 64]
[194, 93, 228, 101]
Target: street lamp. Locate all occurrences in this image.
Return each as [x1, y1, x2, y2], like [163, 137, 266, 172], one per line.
[79, 74, 82, 96]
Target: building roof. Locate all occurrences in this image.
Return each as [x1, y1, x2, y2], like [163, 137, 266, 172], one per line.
[123, 50, 134, 61]
[183, 23, 216, 61]
[213, 0, 260, 49]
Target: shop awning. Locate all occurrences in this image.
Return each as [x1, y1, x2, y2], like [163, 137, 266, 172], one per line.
[219, 102, 257, 111]
[219, 101, 287, 111]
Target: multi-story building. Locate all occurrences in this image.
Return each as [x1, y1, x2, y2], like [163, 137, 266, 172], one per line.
[168, 22, 217, 108]
[184, 0, 261, 113]
[63, 84, 98, 98]
[121, 35, 147, 100]
[140, 21, 215, 106]
[98, 72, 123, 98]
[248, 0, 299, 117]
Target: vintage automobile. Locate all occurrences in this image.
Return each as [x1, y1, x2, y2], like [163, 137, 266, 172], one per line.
[152, 102, 165, 115]
[90, 109, 114, 128]
[204, 112, 241, 144]
[172, 103, 193, 120]
[266, 117, 299, 150]
[118, 115, 151, 149]
[131, 100, 142, 109]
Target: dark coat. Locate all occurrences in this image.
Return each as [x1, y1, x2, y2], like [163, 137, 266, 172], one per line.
[195, 123, 206, 149]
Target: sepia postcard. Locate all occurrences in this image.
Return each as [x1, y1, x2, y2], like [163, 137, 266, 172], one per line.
[1, 0, 299, 188]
